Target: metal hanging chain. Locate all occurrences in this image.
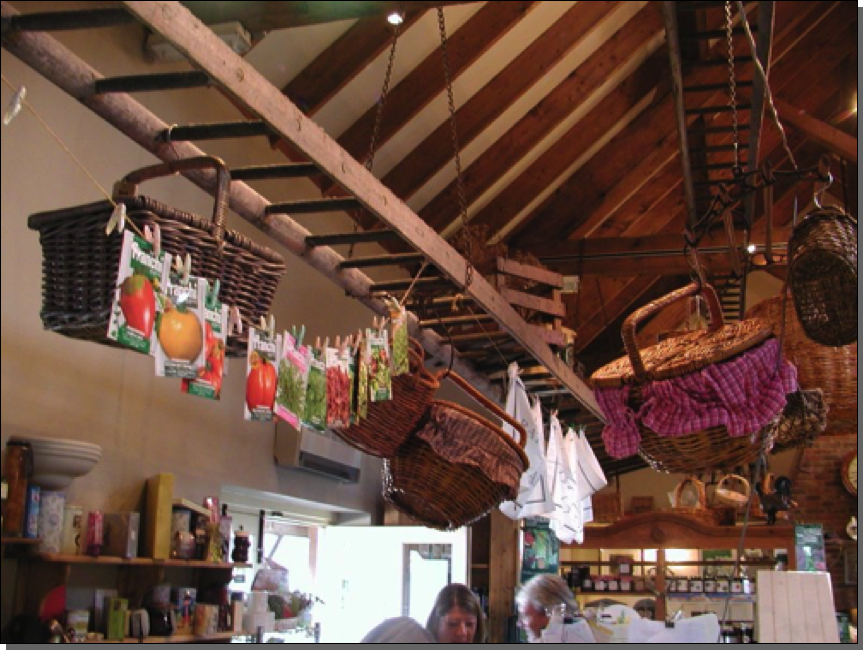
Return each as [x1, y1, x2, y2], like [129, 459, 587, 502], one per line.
[438, 6, 473, 289]
[724, 1, 740, 174]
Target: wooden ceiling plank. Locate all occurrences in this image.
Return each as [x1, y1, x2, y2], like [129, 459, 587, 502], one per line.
[334, 1, 537, 166]
[381, 0, 622, 202]
[117, 1, 605, 419]
[574, 276, 663, 353]
[179, 1, 482, 32]
[473, 48, 669, 236]
[282, 11, 426, 117]
[420, 3, 665, 232]
[774, 99, 857, 163]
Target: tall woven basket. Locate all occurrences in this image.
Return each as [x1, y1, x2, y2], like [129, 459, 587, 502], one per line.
[332, 339, 440, 458]
[27, 157, 287, 357]
[788, 206, 857, 347]
[746, 296, 856, 432]
[592, 283, 778, 475]
[383, 373, 529, 531]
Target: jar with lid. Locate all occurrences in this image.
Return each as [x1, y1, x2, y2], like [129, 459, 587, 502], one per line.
[2, 440, 33, 537]
[738, 622, 753, 643]
[720, 623, 740, 643]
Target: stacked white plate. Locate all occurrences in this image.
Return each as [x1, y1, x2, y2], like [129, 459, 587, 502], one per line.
[9, 435, 102, 490]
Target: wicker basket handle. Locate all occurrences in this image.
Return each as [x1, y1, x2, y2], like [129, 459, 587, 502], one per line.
[444, 372, 527, 450]
[717, 474, 750, 498]
[673, 476, 707, 508]
[761, 472, 776, 493]
[623, 282, 724, 382]
[113, 156, 230, 250]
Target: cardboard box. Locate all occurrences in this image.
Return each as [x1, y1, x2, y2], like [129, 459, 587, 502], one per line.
[106, 597, 128, 641]
[172, 587, 197, 634]
[103, 512, 140, 559]
[144, 473, 174, 560]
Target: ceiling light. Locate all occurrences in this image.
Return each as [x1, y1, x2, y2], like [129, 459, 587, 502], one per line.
[747, 244, 757, 254]
[387, 12, 404, 26]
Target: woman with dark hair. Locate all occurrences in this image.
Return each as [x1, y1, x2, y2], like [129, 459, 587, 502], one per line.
[425, 583, 486, 643]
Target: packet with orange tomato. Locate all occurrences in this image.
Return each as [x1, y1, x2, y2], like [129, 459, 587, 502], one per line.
[155, 264, 206, 379]
[245, 327, 281, 422]
[107, 231, 166, 354]
[181, 280, 228, 400]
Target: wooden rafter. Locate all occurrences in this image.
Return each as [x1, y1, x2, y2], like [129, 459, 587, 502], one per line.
[282, 11, 426, 117]
[106, 1, 603, 419]
[774, 99, 857, 163]
[419, 2, 664, 233]
[179, 1, 482, 32]
[381, 0, 622, 203]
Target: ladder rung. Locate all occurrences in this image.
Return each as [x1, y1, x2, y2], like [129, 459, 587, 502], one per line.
[340, 253, 426, 269]
[694, 179, 735, 188]
[680, 26, 758, 40]
[684, 80, 754, 93]
[305, 230, 401, 247]
[683, 56, 753, 68]
[689, 124, 751, 135]
[266, 198, 363, 215]
[691, 162, 739, 171]
[691, 143, 750, 152]
[1, 8, 133, 31]
[371, 276, 450, 293]
[685, 104, 752, 115]
[675, 1, 727, 10]
[94, 72, 211, 94]
[158, 121, 272, 142]
[233, 163, 322, 181]
[418, 314, 494, 328]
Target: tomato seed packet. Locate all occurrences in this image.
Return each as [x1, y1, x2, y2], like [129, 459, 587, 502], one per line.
[274, 330, 309, 429]
[245, 327, 280, 422]
[367, 328, 392, 403]
[107, 230, 166, 354]
[303, 347, 327, 431]
[155, 269, 206, 379]
[181, 281, 228, 400]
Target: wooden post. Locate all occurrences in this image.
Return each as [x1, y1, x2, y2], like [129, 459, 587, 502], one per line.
[488, 511, 519, 643]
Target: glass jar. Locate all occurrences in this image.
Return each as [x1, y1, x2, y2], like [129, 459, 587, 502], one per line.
[738, 622, 753, 643]
[690, 577, 704, 593]
[720, 623, 740, 643]
[2, 440, 33, 537]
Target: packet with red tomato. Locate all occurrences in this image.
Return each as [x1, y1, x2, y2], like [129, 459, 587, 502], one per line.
[107, 230, 166, 354]
[155, 268, 206, 379]
[181, 281, 228, 400]
[245, 327, 281, 422]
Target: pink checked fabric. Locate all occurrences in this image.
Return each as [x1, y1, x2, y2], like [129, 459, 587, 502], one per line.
[596, 339, 798, 458]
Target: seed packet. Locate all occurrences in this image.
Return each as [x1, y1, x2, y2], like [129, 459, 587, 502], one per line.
[341, 343, 357, 426]
[389, 302, 409, 377]
[274, 331, 309, 429]
[325, 345, 351, 428]
[155, 268, 206, 379]
[367, 328, 392, 403]
[355, 332, 369, 422]
[107, 230, 166, 354]
[245, 327, 280, 422]
[181, 281, 228, 400]
[303, 347, 327, 431]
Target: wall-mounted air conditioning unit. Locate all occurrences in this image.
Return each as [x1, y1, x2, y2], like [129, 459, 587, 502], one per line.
[274, 421, 362, 484]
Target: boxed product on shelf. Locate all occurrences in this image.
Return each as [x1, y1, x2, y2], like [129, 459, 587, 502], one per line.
[103, 512, 140, 559]
[172, 587, 197, 634]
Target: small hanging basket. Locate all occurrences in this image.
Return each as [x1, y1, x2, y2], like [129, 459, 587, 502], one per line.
[27, 157, 287, 357]
[332, 339, 441, 458]
[714, 474, 751, 509]
[788, 205, 857, 347]
[670, 477, 716, 526]
[768, 389, 828, 454]
[383, 373, 529, 531]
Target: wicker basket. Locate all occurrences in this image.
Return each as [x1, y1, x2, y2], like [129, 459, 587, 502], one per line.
[332, 339, 441, 458]
[746, 296, 856, 431]
[383, 373, 529, 531]
[714, 474, 751, 508]
[27, 157, 287, 357]
[788, 206, 857, 347]
[592, 283, 777, 474]
[671, 477, 717, 525]
[769, 389, 827, 454]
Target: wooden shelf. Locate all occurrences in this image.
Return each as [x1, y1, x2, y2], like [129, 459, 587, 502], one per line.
[578, 591, 657, 598]
[33, 554, 249, 569]
[1, 537, 41, 546]
[84, 631, 237, 643]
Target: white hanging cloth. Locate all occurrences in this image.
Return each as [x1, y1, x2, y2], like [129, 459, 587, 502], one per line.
[573, 426, 608, 498]
[544, 413, 584, 544]
[499, 363, 555, 519]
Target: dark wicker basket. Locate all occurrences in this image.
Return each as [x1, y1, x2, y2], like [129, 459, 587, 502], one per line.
[592, 283, 777, 474]
[788, 206, 857, 347]
[332, 339, 441, 458]
[382, 373, 528, 531]
[27, 157, 286, 357]
[768, 389, 828, 454]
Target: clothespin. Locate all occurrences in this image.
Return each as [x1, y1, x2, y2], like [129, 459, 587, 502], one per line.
[291, 325, 306, 349]
[334, 335, 341, 352]
[207, 279, 220, 307]
[105, 202, 127, 235]
[315, 336, 321, 351]
[143, 224, 162, 259]
[3, 85, 26, 126]
[259, 314, 276, 340]
[228, 306, 243, 335]
[324, 337, 330, 351]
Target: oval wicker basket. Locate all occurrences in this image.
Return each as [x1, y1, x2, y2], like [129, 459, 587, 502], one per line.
[746, 296, 856, 431]
[331, 339, 440, 458]
[27, 157, 287, 357]
[788, 206, 857, 347]
[671, 477, 717, 526]
[383, 373, 529, 531]
[714, 474, 751, 508]
[593, 283, 778, 474]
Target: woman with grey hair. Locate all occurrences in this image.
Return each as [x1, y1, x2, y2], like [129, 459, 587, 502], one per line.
[516, 574, 595, 643]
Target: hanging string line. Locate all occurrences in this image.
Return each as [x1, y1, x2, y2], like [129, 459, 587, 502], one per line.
[2, 74, 146, 240]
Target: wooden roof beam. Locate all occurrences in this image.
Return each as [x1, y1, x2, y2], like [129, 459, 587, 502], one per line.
[116, 1, 604, 419]
[774, 99, 857, 163]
